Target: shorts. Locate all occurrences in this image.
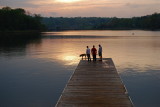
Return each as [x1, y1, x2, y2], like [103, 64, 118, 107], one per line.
[99, 52, 102, 56]
[87, 54, 90, 58]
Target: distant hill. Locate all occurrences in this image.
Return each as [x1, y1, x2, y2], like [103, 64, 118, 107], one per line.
[42, 13, 160, 31]
[42, 17, 110, 31]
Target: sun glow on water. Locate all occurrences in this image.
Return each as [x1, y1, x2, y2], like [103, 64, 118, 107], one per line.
[64, 56, 77, 61]
[63, 55, 79, 65]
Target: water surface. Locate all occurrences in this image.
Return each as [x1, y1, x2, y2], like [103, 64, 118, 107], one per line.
[0, 30, 160, 107]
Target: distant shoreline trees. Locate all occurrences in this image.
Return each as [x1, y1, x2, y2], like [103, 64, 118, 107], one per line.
[42, 13, 160, 31]
[0, 6, 159, 31]
[0, 7, 46, 32]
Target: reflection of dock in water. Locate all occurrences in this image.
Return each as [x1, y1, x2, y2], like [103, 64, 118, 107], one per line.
[56, 58, 133, 107]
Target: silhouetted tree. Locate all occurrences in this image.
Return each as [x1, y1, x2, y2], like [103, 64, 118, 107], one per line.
[0, 6, 46, 31]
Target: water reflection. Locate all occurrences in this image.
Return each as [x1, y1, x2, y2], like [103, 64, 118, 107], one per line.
[0, 33, 42, 57]
[1, 30, 160, 107]
[32, 38, 80, 65]
[62, 55, 79, 65]
[42, 30, 160, 37]
[120, 69, 160, 107]
[36, 34, 160, 73]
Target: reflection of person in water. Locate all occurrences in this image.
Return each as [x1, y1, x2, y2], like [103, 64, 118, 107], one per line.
[98, 44, 102, 61]
[86, 46, 91, 62]
[91, 45, 97, 61]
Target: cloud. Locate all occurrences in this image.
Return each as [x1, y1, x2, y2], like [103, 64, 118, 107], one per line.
[50, 12, 58, 16]
[0, 0, 40, 8]
[0, 0, 160, 17]
[125, 3, 141, 8]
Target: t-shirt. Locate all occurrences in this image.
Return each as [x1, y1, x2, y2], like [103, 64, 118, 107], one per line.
[91, 48, 97, 55]
[98, 47, 102, 53]
[86, 48, 90, 54]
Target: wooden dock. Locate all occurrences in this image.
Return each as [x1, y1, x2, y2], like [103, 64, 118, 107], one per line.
[56, 58, 133, 107]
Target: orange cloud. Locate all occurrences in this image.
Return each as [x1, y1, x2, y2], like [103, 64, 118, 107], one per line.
[1, 0, 160, 17]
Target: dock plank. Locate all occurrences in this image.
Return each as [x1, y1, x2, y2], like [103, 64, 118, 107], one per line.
[56, 58, 133, 107]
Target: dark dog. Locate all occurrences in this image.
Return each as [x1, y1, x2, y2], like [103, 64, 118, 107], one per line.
[79, 54, 86, 60]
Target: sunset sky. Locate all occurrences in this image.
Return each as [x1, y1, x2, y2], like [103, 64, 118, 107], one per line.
[1, 0, 160, 17]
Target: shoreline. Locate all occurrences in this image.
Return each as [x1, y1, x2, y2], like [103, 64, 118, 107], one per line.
[0, 31, 42, 39]
[44, 29, 160, 32]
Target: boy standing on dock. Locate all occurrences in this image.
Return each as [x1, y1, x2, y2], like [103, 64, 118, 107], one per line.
[98, 44, 102, 61]
[91, 45, 97, 61]
[86, 46, 91, 61]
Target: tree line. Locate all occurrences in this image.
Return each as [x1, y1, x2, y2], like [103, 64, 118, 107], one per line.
[0, 6, 159, 31]
[0, 7, 46, 31]
[42, 17, 111, 30]
[42, 13, 160, 31]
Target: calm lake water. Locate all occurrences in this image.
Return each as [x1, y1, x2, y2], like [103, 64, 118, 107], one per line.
[0, 30, 160, 107]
